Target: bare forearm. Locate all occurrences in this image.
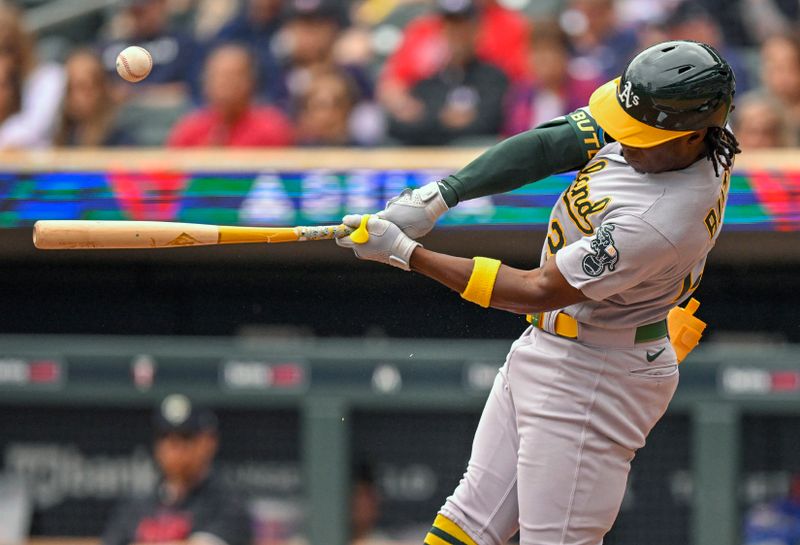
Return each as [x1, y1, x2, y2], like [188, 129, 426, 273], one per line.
[409, 247, 473, 293]
[409, 248, 586, 314]
[492, 260, 582, 314]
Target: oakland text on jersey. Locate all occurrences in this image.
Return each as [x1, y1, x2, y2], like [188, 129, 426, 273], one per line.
[562, 159, 612, 235]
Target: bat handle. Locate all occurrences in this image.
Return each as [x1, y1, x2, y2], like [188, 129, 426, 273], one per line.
[296, 224, 354, 241]
[295, 216, 371, 243]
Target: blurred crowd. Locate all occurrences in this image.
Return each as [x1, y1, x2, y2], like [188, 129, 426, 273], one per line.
[0, 0, 798, 151]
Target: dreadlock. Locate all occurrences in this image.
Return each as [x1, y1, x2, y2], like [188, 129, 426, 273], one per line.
[705, 126, 741, 177]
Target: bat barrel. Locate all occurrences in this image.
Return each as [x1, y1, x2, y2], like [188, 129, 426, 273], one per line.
[32, 220, 353, 249]
[33, 220, 220, 250]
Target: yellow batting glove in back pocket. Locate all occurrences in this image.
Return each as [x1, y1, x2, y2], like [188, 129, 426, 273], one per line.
[668, 298, 707, 364]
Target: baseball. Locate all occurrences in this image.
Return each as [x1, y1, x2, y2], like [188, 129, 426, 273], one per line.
[115, 46, 153, 83]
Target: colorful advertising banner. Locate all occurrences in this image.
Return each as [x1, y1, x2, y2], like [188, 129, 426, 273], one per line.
[0, 167, 797, 230]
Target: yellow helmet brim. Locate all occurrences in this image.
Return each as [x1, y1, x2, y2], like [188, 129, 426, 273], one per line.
[589, 78, 695, 149]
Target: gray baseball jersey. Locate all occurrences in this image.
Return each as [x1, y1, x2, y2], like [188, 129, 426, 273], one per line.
[440, 141, 731, 545]
[548, 141, 730, 328]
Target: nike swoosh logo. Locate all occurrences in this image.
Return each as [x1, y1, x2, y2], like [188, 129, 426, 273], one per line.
[646, 348, 666, 362]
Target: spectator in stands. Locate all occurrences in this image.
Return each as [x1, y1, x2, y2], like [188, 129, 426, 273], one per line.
[560, 0, 638, 82]
[102, 394, 251, 545]
[734, 93, 796, 149]
[614, 0, 683, 27]
[504, 23, 602, 136]
[387, 0, 508, 146]
[279, 0, 373, 103]
[168, 0, 240, 41]
[0, 57, 20, 132]
[215, 0, 288, 106]
[54, 50, 133, 147]
[740, 0, 800, 45]
[0, 4, 65, 149]
[759, 32, 800, 143]
[168, 44, 294, 147]
[217, 0, 284, 42]
[99, 0, 197, 101]
[378, 0, 528, 123]
[661, 1, 751, 93]
[296, 68, 360, 146]
[353, 0, 420, 27]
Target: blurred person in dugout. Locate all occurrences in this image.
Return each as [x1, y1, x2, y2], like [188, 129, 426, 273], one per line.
[503, 23, 602, 136]
[759, 31, 800, 143]
[378, 0, 528, 123]
[350, 461, 385, 545]
[0, 3, 65, 149]
[167, 43, 294, 147]
[53, 50, 134, 147]
[99, 0, 197, 103]
[102, 394, 252, 545]
[734, 93, 796, 149]
[744, 474, 800, 545]
[387, 0, 508, 146]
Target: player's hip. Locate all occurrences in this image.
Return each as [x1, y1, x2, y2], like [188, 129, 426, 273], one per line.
[511, 322, 677, 365]
[505, 327, 678, 449]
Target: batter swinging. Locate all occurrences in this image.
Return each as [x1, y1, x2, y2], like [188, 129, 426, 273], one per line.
[338, 41, 739, 545]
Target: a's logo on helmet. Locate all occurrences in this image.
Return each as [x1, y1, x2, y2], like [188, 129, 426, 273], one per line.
[617, 80, 640, 109]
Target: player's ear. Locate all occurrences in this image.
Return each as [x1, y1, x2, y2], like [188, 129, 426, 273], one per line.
[687, 129, 707, 144]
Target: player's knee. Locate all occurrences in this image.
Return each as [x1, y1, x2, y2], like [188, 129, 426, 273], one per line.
[424, 514, 479, 545]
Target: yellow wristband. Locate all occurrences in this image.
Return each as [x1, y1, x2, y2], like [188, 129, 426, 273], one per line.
[460, 257, 502, 308]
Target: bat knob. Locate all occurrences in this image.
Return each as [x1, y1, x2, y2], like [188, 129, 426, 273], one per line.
[350, 214, 371, 244]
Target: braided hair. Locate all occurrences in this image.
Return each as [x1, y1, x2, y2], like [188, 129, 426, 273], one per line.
[705, 126, 741, 177]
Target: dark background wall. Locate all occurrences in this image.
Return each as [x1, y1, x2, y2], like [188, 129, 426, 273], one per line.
[2, 228, 797, 341]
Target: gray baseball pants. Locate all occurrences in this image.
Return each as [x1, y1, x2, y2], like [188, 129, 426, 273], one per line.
[440, 326, 679, 545]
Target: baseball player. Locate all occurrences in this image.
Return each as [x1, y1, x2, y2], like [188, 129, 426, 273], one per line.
[337, 40, 739, 545]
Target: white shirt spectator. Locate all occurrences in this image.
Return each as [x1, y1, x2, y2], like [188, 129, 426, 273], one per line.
[0, 63, 65, 149]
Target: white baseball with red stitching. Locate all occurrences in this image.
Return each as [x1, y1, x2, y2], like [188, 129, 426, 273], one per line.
[115, 46, 153, 83]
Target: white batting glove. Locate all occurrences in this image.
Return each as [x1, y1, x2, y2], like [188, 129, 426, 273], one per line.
[336, 215, 421, 271]
[377, 181, 449, 239]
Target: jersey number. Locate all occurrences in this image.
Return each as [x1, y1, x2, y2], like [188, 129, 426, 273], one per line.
[546, 219, 565, 256]
[674, 268, 704, 302]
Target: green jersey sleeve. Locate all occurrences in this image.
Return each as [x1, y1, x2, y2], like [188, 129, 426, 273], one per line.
[438, 108, 611, 207]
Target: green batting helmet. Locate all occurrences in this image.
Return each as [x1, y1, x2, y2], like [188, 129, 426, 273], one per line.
[589, 40, 735, 148]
